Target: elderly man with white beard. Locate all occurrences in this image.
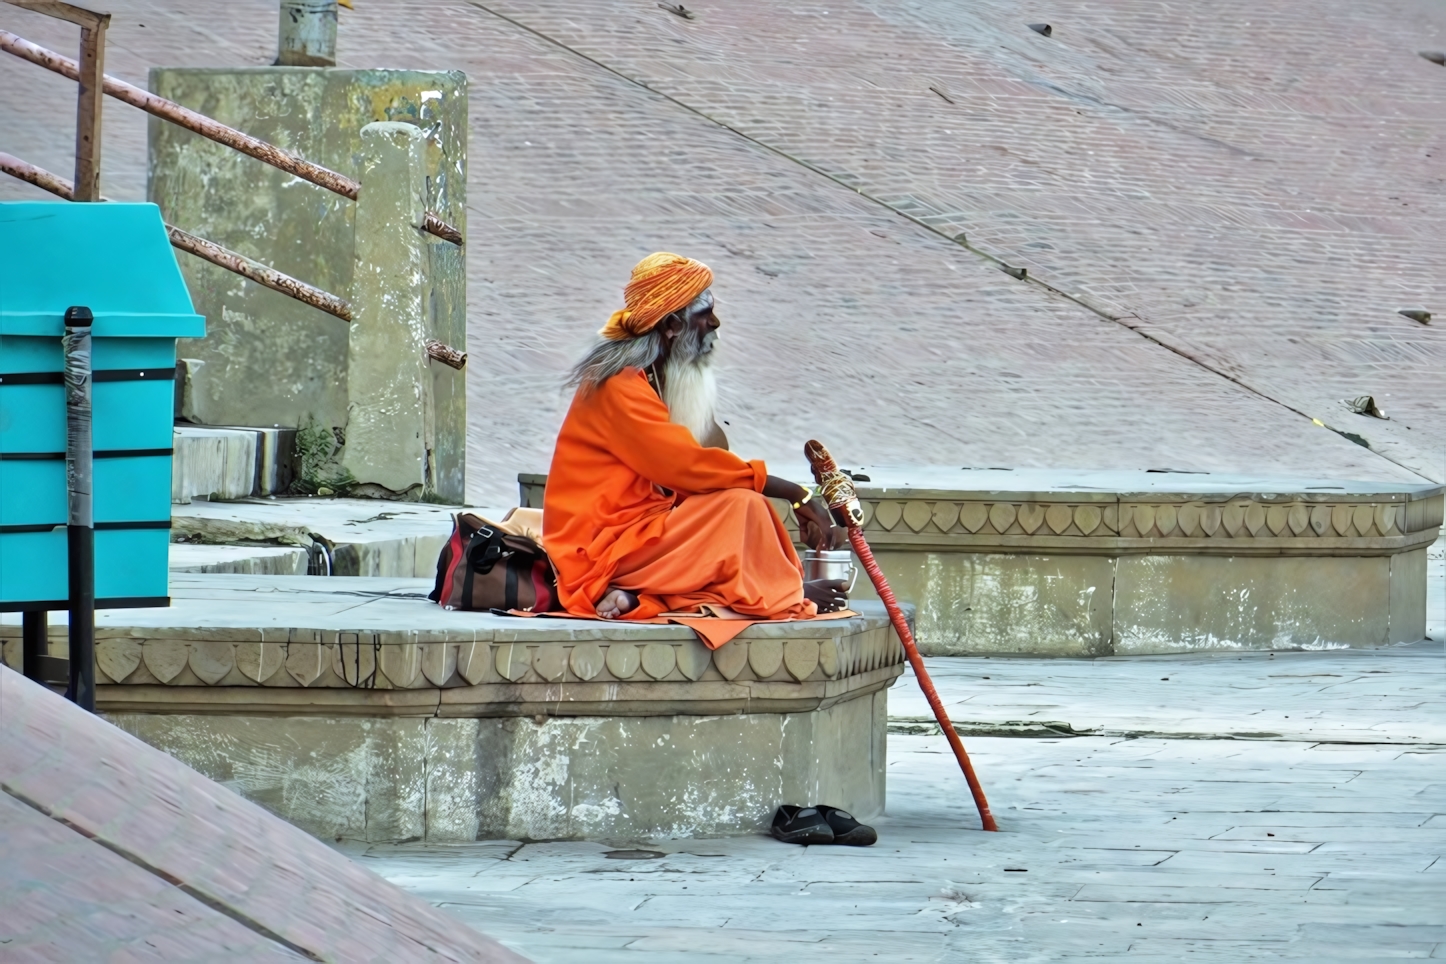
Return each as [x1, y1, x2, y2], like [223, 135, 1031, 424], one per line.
[542, 252, 847, 623]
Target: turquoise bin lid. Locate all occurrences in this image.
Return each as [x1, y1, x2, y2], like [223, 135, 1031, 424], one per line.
[0, 202, 206, 337]
[1, 201, 204, 610]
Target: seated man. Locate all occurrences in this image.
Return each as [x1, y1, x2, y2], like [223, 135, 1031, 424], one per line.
[544, 252, 846, 621]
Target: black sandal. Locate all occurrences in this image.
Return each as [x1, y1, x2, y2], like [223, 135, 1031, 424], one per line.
[770, 805, 835, 845]
[815, 805, 877, 846]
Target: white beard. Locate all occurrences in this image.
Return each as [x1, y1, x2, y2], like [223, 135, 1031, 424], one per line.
[662, 355, 718, 445]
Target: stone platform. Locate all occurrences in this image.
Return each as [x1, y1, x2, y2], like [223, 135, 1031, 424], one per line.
[1, 575, 902, 843]
[523, 468, 1446, 656]
[847, 469, 1442, 656]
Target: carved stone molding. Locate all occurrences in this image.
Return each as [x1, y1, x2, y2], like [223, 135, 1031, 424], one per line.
[0, 612, 903, 717]
[525, 471, 1444, 558]
[846, 492, 1442, 555]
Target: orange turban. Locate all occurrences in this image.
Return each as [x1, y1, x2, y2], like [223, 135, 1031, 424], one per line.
[599, 252, 713, 341]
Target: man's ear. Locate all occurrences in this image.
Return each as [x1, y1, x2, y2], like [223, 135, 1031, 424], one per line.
[661, 314, 684, 339]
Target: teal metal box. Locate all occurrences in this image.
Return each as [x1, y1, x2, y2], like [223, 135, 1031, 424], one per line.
[0, 202, 205, 610]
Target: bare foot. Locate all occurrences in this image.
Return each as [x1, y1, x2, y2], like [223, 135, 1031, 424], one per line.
[803, 579, 848, 614]
[595, 587, 639, 619]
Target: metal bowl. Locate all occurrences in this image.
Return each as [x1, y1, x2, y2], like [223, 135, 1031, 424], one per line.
[803, 549, 857, 593]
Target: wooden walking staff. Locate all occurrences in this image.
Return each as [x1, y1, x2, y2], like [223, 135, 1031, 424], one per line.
[805, 440, 998, 832]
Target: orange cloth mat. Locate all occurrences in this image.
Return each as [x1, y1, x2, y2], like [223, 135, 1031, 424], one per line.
[503, 608, 859, 650]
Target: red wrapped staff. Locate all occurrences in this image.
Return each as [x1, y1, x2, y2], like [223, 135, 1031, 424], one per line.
[805, 440, 998, 832]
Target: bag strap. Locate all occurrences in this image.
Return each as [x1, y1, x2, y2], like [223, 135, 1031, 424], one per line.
[468, 526, 506, 572]
[504, 558, 519, 611]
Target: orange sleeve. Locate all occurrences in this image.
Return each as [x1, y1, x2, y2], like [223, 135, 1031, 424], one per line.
[596, 373, 767, 496]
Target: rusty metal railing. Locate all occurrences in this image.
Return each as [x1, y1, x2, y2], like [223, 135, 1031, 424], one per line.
[0, 151, 354, 321]
[0, 27, 464, 246]
[4, 0, 106, 200]
[1, 1, 466, 365]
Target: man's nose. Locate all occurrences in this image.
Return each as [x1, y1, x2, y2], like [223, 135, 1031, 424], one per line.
[706, 313, 720, 330]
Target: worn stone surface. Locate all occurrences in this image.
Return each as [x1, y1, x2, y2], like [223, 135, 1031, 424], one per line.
[343, 121, 435, 498]
[351, 641, 1445, 962]
[2, 1, 1440, 508]
[168, 542, 308, 575]
[145, 66, 468, 502]
[0, 666, 526, 962]
[171, 425, 258, 503]
[890, 642, 1446, 746]
[0, 789, 307, 962]
[1113, 554, 1393, 655]
[169, 496, 476, 576]
[113, 690, 888, 842]
[867, 549, 1114, 656]
[170, 423, 297, 501]
[276, 0, 336, 67]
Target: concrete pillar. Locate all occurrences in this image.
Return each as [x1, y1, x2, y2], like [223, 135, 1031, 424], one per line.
[277, 0, 337, 67]
[342, 122, 433, 499]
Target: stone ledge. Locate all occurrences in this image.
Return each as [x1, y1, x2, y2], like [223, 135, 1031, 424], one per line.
[19, 616, 899, 691]
[852, 496, 1441, 555]
[0, 574, 905, 711]
[93, 667, 901, 718]
[523, 469, 1444, 557]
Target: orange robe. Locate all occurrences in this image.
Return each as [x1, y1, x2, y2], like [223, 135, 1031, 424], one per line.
[544, 370, 816, 621]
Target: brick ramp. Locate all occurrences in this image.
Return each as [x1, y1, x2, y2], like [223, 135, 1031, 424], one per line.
[0, 667, 528, 964]
[2, 0, 1439, 503]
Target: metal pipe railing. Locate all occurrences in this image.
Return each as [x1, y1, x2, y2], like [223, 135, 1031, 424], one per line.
[0, 28, 464, 246]
[0, 151, 352, 321]
[166, 225, 353, 321]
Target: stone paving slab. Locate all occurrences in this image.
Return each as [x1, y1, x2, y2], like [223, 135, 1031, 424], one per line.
[169, 542, 309, 575]
[0, 573, 888, 641]
[357, 728, 1446, 961]
[171, 497, 507, 577]
[888, 642, 1446, 744]
[0, 788, 305, 962]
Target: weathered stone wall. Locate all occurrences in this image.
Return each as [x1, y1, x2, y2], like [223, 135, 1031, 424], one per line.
[110, 693, 888, 842]
[842, 477, 1443, 655]
[148, 67, 467, 501]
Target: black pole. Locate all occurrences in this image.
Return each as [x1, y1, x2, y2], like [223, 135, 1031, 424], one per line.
[63, 305, 95, 712]
[22, 611, 48, 684]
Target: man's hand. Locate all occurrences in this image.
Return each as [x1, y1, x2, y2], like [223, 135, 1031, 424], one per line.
[761, 475, 846, 552]
[794, 496, 845, 552]
[803, 578, 849, 613]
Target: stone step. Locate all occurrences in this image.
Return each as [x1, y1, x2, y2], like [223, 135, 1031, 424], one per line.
[170, 497, 500, 578]
[171, 424, 295, 503]
[168, 543, 309, 576]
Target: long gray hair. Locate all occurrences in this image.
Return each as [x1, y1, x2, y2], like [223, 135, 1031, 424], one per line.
[566, 290, 714, 394]
[566, 328, 664, 393]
